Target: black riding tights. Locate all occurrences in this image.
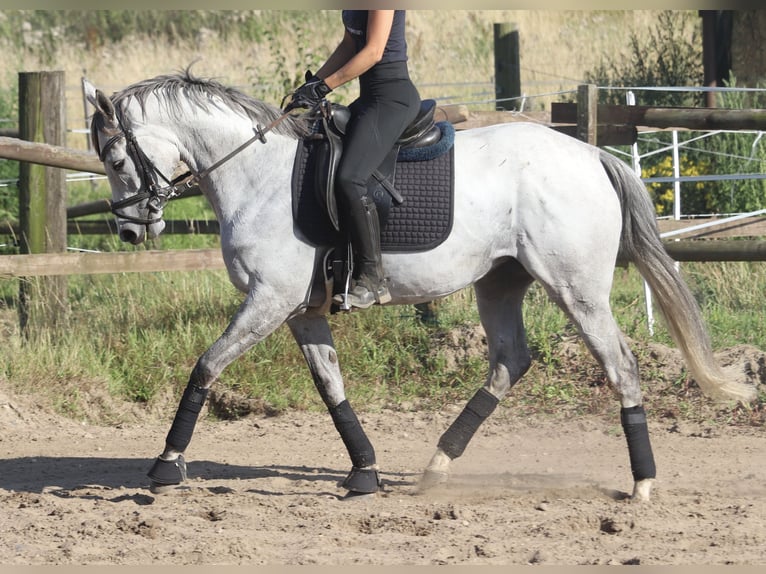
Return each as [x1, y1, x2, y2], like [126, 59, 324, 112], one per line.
[335, 61, 420, 240]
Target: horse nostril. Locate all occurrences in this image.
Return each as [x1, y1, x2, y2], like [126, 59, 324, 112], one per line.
[119, 229, 141, 244]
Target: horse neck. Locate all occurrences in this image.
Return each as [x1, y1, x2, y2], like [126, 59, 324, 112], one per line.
[163, 105, 256, 173]
[153, 104, 295, 216]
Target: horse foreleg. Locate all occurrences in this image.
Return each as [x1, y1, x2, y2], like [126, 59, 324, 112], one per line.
[147, 289, 290, 493]
[419, 386, 502, 491]
[146, 363, 209, 491]
[420, 265, 533, 492]
[287, 314, 380, 496]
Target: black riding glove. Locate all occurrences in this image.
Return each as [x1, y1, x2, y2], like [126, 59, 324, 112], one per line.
[284, 74, 332, 112]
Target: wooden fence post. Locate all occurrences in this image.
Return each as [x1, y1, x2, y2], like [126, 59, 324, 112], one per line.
[494, 23, 521, 111]
[18, 70, 68, 335]
[576, 84, 598, 145]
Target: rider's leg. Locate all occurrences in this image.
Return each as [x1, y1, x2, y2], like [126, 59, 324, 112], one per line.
[333, 75, 420, 309]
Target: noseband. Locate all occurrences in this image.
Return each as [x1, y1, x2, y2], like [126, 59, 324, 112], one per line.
[99, 103, 296, 226]
[99, 125, 195, 225]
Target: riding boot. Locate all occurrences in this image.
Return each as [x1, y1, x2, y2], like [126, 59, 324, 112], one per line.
[334, 194, 391, 309]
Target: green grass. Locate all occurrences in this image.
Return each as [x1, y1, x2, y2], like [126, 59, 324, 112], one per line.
[0, 11, 763, 427]
[1, 252, 764, 426]
[2, 130, 764, 430]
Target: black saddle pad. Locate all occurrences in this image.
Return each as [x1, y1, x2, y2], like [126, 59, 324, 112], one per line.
[291, 129, 455, 253]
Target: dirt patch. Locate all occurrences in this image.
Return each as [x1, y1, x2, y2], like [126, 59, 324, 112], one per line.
[0, 337, 764, 565]
[430, 323, 488, 372]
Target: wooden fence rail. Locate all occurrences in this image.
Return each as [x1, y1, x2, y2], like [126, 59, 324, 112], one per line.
[0, 248, 225, 278]
[551, 102, 766, 132]
[2, 76, 766, 294]
[3, 240, 765, 280]
[0, 135, 105, 175]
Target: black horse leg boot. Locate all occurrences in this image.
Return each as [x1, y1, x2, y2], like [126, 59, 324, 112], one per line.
[337, 194, 391, 309]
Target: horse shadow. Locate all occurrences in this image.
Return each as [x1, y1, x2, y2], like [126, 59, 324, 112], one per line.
[0, 455, 419, 503]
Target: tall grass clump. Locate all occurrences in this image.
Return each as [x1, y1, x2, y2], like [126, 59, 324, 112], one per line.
[1, 270, 242, 419]
[683, 261, 766, 348]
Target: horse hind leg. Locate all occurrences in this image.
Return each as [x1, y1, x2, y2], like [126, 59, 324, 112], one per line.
[419, 261, 534, 492]
[541, 276, 656, 501]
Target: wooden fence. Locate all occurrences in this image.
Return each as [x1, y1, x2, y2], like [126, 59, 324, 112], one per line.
[1, 70, 766, 330]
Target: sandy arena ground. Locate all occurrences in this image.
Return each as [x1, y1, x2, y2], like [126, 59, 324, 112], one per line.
[1, 386, 764, 566]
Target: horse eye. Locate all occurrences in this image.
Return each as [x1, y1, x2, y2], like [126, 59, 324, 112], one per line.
[112, 159, 125, 171]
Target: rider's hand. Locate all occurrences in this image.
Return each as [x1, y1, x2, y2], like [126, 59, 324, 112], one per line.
[284, 72, 332, 112]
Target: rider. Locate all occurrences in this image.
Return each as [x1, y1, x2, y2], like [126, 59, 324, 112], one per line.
[285, 10, 421, 309]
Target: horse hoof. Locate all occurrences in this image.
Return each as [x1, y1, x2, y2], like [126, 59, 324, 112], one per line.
[147, 454, 187, 494]
[630, 478, 653, 502]
[341, 490, 377, 502]
[416, 469, 448, 493]
[149, 482, 184, 495]
[341, 466, 381, 495]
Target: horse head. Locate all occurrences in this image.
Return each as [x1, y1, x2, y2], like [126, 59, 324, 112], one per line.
[84, 79, 177, 244]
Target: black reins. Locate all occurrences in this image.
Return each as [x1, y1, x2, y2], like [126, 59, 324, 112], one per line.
[101, 105, 295, 225]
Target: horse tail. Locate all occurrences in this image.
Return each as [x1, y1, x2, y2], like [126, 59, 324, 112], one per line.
[599, 150, 756, 403]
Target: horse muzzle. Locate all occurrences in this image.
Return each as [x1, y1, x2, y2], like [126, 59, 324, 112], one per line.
[118, 217, 165, 244]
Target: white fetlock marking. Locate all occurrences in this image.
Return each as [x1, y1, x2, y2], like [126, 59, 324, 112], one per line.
[426, 449, 451, 474]
[631, 478, 654, 501]
[418, 469, 448, 492]
[417, 449, 451, 492]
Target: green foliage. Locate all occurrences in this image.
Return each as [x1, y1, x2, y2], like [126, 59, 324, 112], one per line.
[640, 77, 766, 216]
[686, 76, 766, 214]
[0, 83, 18, 223]
[585, 12, 766, 216]
[684, 261, 766, 348]
[641, 153, 714, 216]
[0, 11, 265, 53]
[583, 12, 706, 216]
[251, 18, 323, 105]
[585, 11, 703, 107]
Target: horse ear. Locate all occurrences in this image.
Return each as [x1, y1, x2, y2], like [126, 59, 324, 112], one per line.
[95, 90, 117, 123]
[83, 79, 117, 125]
[82, 78, 98, 107]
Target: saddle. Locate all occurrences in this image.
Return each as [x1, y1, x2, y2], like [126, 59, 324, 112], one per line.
[314, 99, 443, 231]
[293, 100, 455, 314]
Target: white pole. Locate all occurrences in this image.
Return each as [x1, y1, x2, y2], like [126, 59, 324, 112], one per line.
[671, 130, 681, 274]
[627, 91, 655, 336]
[672, 130, 681, 221]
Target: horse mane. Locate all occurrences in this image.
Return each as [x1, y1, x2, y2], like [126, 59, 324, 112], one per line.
[111, 66, 311, 139]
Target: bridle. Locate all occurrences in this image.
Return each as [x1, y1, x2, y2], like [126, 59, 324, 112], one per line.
[99, 104, 295, 226]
